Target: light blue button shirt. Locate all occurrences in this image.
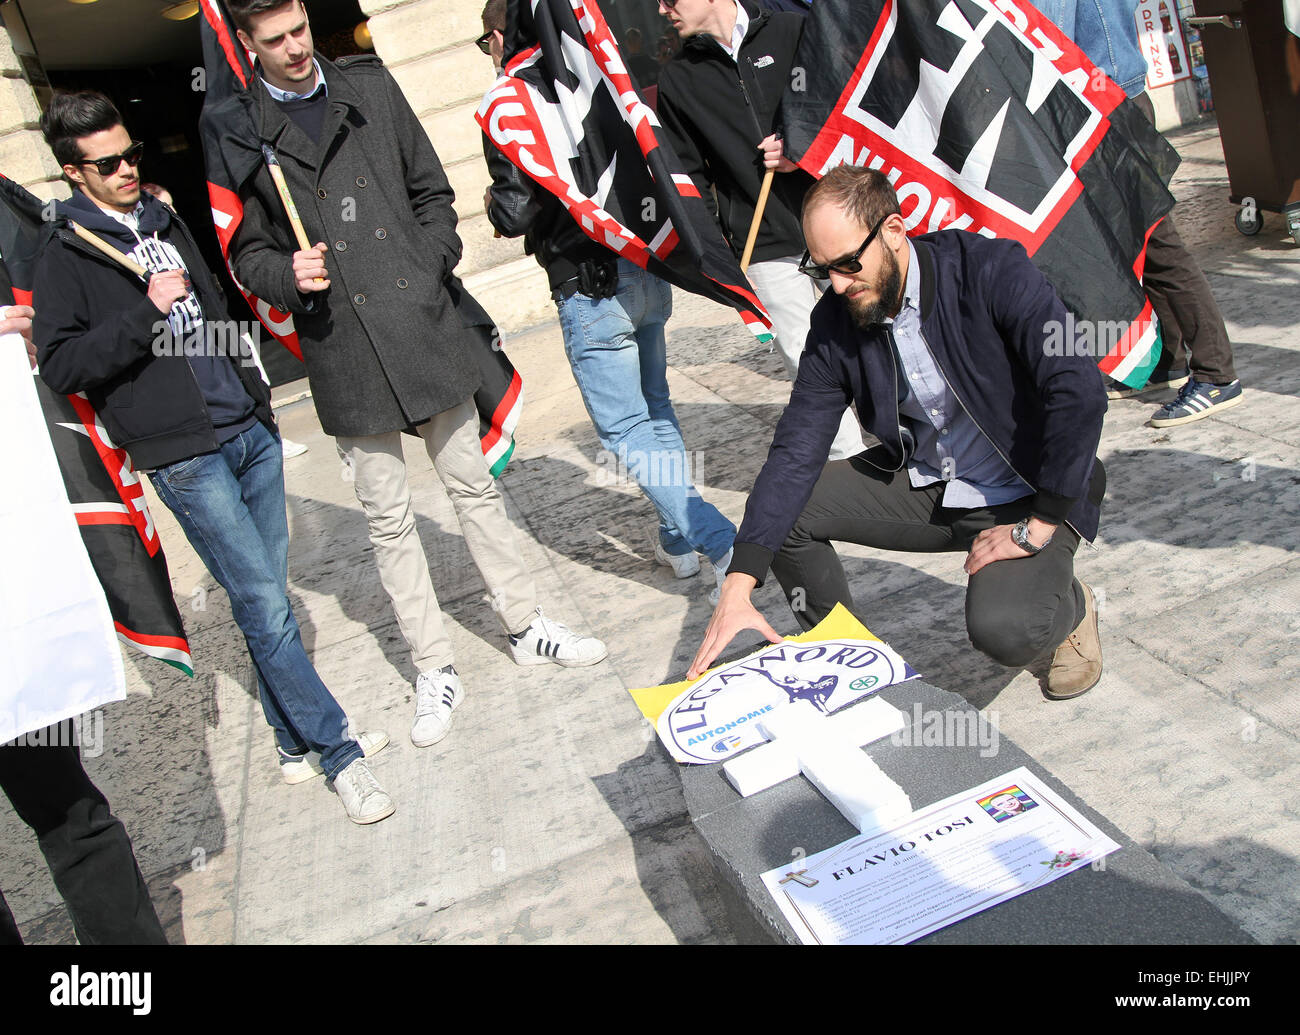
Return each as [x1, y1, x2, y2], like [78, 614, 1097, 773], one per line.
[260, 59, 327, 102]
[888, 241, 1032, 509]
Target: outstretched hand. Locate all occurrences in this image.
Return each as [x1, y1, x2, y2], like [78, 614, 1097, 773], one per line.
[687, 573, 783, 681]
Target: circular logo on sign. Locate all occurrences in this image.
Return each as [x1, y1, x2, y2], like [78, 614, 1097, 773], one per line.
[657, 639, 901, 764]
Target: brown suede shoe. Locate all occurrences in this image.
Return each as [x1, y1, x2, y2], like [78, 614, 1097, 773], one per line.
[1045, 582, 1102, 700]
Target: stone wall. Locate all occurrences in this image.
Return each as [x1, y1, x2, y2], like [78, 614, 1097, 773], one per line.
[0, 30, 65, 202]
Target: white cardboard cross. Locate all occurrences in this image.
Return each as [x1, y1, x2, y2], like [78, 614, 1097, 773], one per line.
[722, 697, 913, 834]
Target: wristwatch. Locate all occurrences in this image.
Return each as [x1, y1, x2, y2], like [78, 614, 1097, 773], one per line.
[1011, 519, 1051, 554]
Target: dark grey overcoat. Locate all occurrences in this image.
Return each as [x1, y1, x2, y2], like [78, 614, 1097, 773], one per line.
[230, 54, 482, 437]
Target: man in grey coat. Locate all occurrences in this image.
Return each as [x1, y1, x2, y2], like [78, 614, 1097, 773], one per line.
[227, 0, 607, 751]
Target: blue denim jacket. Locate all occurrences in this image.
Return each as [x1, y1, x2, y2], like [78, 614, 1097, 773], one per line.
[1040, 0, 1150, 98]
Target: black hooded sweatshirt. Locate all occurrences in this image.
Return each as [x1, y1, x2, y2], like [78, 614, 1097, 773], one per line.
[35, 191, 273, 470]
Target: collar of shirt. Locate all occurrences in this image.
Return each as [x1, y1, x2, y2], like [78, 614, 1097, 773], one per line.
[720, 1, 750, 60]
[105, 201, 146, 233]
[900, 239, 920, 316]
[260, 59, 327, 102]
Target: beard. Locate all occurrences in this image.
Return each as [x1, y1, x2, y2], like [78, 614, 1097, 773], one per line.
[845, 246, 904, 329]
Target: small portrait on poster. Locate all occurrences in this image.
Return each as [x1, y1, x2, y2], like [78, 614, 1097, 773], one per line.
[978, 786, 1038, 822]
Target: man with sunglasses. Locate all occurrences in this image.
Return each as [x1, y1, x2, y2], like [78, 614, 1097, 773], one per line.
[690, 166, 1108, 702]
[654, 0, 864, 463]
[33, 90, 396, 825]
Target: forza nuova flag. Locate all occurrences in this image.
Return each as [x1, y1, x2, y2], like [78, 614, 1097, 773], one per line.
[478, 0, 774, 344]
[197, 0, 304, 361]
[0, 175, 193, 675]
[781, 0, 1180, 388]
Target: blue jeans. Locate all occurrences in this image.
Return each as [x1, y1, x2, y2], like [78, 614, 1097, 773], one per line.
[148, 422, 361, 780]
[558, 260, 735, 563]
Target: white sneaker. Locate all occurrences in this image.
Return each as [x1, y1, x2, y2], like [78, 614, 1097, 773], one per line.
[411, 666, 464, 747]
[708, 548, 734, 606]
[279, 729, 390, 785]
[508, 608, 608, 667]
[281, 437, 309, 459]
[331, 757, 395, 825]
[654, 536, 700, 578]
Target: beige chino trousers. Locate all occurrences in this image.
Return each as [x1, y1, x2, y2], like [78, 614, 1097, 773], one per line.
[335, 398, 539, 674]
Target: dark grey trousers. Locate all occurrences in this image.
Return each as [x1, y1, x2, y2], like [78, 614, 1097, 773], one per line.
[770, 458, 1085, 668]
[1135, 92, 1237, 384]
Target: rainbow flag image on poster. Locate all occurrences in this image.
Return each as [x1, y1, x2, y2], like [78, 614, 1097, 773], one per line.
[630, 605, 918, 766]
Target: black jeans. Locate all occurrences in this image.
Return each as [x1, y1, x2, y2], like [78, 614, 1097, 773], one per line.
[0, 737, 165, 945]
[770, 458, 1085, 668]
[1134, 92, 1237, 384]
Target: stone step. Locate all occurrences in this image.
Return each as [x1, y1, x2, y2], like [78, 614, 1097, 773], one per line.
[461, 255, 554, 334]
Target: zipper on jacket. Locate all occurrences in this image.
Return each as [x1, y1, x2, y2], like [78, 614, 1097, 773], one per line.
[857, 327, 907, 475]
[738, 60, 769, 143]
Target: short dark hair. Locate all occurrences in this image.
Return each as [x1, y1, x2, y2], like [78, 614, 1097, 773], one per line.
[803, 165, 901, 229]
[481, 0, 506, 34]
[40, 90, 124, 168]
[228, 0, 298, 34]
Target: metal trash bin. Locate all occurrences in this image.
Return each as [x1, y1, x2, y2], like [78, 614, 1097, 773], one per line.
[1190, 0, 1300, 242]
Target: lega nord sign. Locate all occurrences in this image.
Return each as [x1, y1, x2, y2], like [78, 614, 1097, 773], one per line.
[658, 638, 918, 765]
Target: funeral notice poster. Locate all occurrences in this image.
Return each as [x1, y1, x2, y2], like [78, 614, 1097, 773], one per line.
[760, 766, 1120, 945]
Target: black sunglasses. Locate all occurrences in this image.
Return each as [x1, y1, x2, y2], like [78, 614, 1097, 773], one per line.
[475, 30, 495, 55]
[78, 141, 145, 177]
[798, 214, 889, 279]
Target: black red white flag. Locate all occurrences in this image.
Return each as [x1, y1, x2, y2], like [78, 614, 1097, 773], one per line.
[781, 0, 1180, 387]
[197, 0, 304, 361]
[478, 0, 774, 344]
[0, 175, 192, 674]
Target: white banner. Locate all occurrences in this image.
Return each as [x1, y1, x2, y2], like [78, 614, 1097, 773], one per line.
[761, 765, 1121, 944]
[0, 329, 125, 744]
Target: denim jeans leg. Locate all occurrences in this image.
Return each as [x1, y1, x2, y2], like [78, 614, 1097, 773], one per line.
[149, 424, 361, 780]
[630, 266, 736, 562]
[559, 263, 735, 564]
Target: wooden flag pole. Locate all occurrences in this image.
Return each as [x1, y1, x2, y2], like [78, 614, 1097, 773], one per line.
[69, 222, 147, 278]
[261, 144, 325, 284]
[739, 167, 774, 275]
[260, 144, 314, 252]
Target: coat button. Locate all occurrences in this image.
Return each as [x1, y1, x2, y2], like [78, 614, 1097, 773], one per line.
[317, 188, 327, 199]
[335, 241, 347, 251]
[396, 278, 408, 289]
[353, 293, 366, 305]
[375, 227, 387, 239]
[355, 176, 367, 187]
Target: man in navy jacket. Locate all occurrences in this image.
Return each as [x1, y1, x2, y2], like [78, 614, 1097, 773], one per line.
[689, 166, 1108, 700]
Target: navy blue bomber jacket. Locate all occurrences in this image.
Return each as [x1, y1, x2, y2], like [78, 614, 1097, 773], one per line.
[730, 229, 1108, 583]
